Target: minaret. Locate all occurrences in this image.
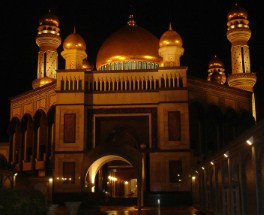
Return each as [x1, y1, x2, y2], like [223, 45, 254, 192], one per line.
[226, 4, 256, 119]
[61, 27, 87, 69]
[159, 23, 184, 67]
[32, 10, 61, 89]
[207, 55, 226, 84]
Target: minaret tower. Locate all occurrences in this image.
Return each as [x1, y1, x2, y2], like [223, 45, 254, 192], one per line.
[61, 27, 87, 69]
[207, 55, 226, 84]
[159, 23, 184, 67]
[32, 10, 61, 89]
[226, 4, 256, 118]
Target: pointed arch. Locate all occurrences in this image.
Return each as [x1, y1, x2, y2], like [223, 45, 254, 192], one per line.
[46, 106, 56, 175]
[82, 142, 143, 208]
[33, 109, 48, 173]
[9, 117, 21, 170]
[21, 114, 34, 168]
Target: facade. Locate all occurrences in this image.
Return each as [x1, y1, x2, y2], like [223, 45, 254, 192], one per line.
[0, 4, 261, 212]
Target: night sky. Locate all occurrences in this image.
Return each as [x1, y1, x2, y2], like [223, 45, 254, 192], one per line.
[1, 0, 264, 141]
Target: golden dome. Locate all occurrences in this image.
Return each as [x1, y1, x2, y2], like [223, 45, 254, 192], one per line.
[208, 55, 224, 69]
[32, 76, 55, 89]
[63, 27, 86, 50]
[208, 55, 226, 84]
[39, 10, 59, 27]
[96, 15, 161, 70]
[159, 23, 183, 48]
[227, 3, 248, 21]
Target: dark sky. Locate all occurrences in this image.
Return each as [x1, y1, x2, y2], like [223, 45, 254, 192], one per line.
[1, 0, 264, 141]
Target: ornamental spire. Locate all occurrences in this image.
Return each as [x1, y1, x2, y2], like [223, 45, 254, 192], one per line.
[127, 14, 137, 27]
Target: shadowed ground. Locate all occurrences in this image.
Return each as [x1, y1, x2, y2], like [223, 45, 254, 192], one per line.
[100, 206, 203, 215]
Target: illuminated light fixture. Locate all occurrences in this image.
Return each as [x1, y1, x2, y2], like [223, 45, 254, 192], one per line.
[124, 181, 129, 185]
[246, 139, 253, 146]
[195, 170, 198, 174]
[56, 177, 60, 180]
[224, 153, 228, 158]
[192, 176, 196, 180]
[113, 56, 125, 60]
[210, 161, 214, 166]
[14, 173, 18, 176]
[108, 176, 117, 181]
[49, 178, 53, 183]
[144, 55, 153, 60]
[201, 166, 205, 170]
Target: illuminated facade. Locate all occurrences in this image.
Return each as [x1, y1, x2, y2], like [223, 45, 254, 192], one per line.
[0, 4, 259, 211]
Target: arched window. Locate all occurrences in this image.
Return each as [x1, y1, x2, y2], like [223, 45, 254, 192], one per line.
[123, 62, 127, 70]
[114, 63, 117, 70]
[118, 62, 122, 70]
[147, 62, 151, 69]
[61, 79, 64, 90]
[138, 61, 142, 69]
[142, 62, 146, 69]
[74, 79, 77, 90]
[128, 61, 132, 70]
[70, 80, 73, 90]
[133, 61, 137, 69]
[66, 80, 69, 90]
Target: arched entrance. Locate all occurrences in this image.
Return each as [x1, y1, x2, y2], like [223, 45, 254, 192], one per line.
[82, 143, 143, 209]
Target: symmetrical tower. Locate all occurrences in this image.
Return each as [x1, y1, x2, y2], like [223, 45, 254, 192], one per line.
[207, 55, 226, 84]
[159, 23, 184, 67]
[226, 4, 256, 118]
[61, 27, 87, 69]
[32, 10, 61, 89]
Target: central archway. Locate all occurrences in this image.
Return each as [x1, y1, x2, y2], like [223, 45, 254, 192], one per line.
[82, 142, 143, 208]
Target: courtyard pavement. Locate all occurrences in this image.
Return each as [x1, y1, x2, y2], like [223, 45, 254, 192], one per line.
[100, 206, 203, 215]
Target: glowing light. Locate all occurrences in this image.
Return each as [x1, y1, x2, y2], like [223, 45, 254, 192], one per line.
[210, 161, 214, 166]
[224, 153, 228, 158]
[201, 166, 205, 170]
[49, 178, 53, 183]
[144, 55, 153, 60]
[246, 139, 253, 145]
[112, 56, 125, 60]
[14, 173, 18, 176]
[108, 176, 117, 181]
[192, 176, 196, 180]
[124, 181, 129, 185]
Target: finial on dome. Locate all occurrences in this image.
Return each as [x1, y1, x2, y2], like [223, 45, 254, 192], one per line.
[127, 14, 137, 27]
[73, 26, 76, 33]
[169, 22, 172, 31]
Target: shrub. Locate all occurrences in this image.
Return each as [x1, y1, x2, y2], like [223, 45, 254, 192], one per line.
[0, 188, 48, 215]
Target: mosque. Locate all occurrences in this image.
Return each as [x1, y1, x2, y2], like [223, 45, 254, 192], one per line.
[0, 3, 263, 214]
